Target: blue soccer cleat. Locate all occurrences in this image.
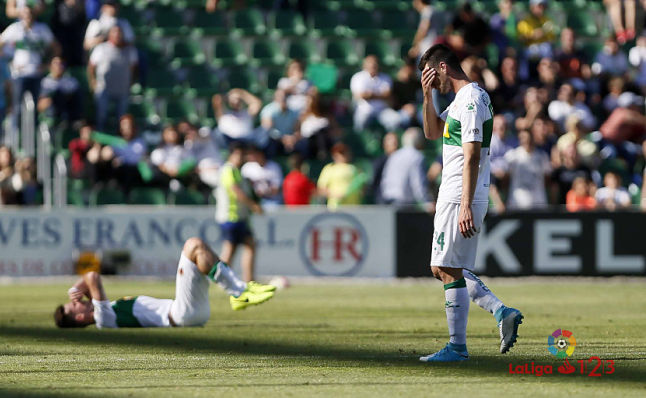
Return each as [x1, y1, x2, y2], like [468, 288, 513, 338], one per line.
[419, 344, 469, 363]
[497, 307, 524, 354]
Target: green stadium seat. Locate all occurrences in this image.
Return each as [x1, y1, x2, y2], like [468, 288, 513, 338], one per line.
[287, 39, 321, 64]
[186, 64, 221, 96]
[171, 41, 206, 65]
[169, 189, 207, 205]
[90, 187, 126, 206]
[309, 11, 346, 37]
[345, 10, 383, 38]
[566, 12, 598, 37]
[128, 187, 167, 205]
[381, 10, 417, 39]
[128, 100, 159, 125]
[267, 68, 284, 89]
[120, 5, 147, 34]
[365, 41, 398, 67]
[193, 10, 228, 36]
[326, 39, 360, 67]
[250, 39, 286, 67]
[306, 63, 338, 94]
[67, 186, 85, 206]
[362, 0, 412, 11]
[269, 10, 307, 37]
[137, 38, 167, 68]
[212, 39, 247, 67]
[225, 68, 261, 93]
[144, 68, 180, 96]
[153, 5, 187, 36]
[231, 9, 266, 36]
[165, 98, 199, 123]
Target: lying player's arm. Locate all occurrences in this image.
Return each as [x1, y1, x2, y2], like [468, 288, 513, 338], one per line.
[82, 271, 108, 301]
[67, 277, 91, 302]
[421, 66, 444, 140]
[459, 141, 481, 238]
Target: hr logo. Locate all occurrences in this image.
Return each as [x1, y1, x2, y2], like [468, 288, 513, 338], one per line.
[299, 213, 368, 276]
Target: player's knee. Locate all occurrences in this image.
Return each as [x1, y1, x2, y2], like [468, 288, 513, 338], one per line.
[430, 266, 443, 281]
[183, 237, 206, 256]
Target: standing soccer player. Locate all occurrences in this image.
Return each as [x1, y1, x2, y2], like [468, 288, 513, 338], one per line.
[417, 44, 523, 362]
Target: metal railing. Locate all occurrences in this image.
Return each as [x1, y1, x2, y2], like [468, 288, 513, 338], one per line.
[20, 91, 36, 158]
[53, 152, 67, 208]
[37, 122, 52, 209]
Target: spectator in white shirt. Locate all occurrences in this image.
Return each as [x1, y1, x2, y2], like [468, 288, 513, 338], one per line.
[380, 127, 432, 209]
[38, 56, 81, 124]
[151, 125, 186, 181]
[595, 170, 631, 210]
[0, 4, 58, 128]
[212, 88, 263, 147]
[276, 59, 312, 113]
[183, 123, 222, 188]
[592, 36, 629, 77]
[503, 129, 552, 210]
[260, 89, 300, 157]
[241, 146, 283, 206]
[548, 83, 596, 132]
[88, 25, 138, 130]
[350, 55, 401, 131]
[83, 0, 134, 51]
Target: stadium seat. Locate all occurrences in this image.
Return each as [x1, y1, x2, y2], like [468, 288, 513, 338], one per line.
[128, 100, 159, 125]
[325, 39, 360, 67]
[269, 10, 307, 37]
[305, 63, 338, 94]
[287, 39, 321, 64]
[170, 41, 206, 65]
[186, 64, 221, 96]
[250, 39, 286, 67]
[137, 38, 167, 69]
[164, 98, 199, 123]
[309, 11, 346, 38]
[344, 10, 383, 38]
[152, 5, 187, 36]
[362, 0, 412, 11]
[90, 187, 126, 206]
[120, 5, 148, 34]
[231, 9, 266, 36]
[212, 39, 247, 67]
[128, 187, 167, 205]
[144, 68, 180, 96]
[365, 41, 398, 67]
[566, 12, 599, 37]
[381, 10, 417, 39]
[225, 68, 261, 93]
[266, 68, 284, 89]
[192, 10, 228, 36]
[169, 189, 207, 205]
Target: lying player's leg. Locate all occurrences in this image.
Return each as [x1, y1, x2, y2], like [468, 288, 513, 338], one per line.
[463, 270, 523, 354]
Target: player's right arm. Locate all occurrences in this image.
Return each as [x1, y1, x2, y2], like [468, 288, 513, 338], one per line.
[421, 66, 444, 140]
[82, 271, 108, 301]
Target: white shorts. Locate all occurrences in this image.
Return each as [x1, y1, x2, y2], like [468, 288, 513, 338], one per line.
[430, 201, 488, 270]
[169, 253, 211, 327]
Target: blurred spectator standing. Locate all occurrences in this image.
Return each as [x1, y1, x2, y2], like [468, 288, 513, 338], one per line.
[260, 89, 299, 157]
[372, 132, 398, 204]
[241, 146, 283, 206]
[351, 55, 401, 131]
[595, 170, 632, 210]
[503, 129, 552, 209]
[295, 90, 335, 159]
[276, 59, 312, 113]
[38, 56, 81, 125]
[554, 28, 591, 81]
[566, 176, 597, 211]
[517, 0, 555, 80]
[548, 83, 596, 132]
[183, 124, 222, 188]
[282, 153, 315, 206]
[83, 0, 134, 51]
[492, 56, 523, 114]
[212, 88, 263, 147]
[0, 3, 58, 130]
[446, 2, 490, 56]
[600, 92, 646, 143]
[380, 128, 432, 209]
[410, 0, 443, 58]
[68, 122, 95, 179]
[88, 25, 137, 130]
[317, 143, 363, 208]
[51, 0, 86, 67]
[489, 0, 518, 60]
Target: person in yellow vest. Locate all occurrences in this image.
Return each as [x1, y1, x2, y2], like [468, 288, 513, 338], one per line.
[316, 143, 365, 208]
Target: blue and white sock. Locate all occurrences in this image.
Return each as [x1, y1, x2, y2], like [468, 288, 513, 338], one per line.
[444, 278, 469, 349]
[463, 270, 504, 318]
[207, 261, 247, 297]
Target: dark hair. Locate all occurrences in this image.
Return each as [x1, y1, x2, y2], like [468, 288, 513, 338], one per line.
[54, 305, 84, 328]
[418, 44, 464, 74]
[288, 153, 303, 170]
[228, 141, 246, 154]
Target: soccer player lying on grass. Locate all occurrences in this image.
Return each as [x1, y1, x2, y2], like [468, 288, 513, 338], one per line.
[54, 237, 276, 328]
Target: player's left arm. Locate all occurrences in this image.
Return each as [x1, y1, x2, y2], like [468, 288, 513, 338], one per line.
[459, 98, 485, 238]
[82, 271, 108, 301]
[67, 277, 91, 302]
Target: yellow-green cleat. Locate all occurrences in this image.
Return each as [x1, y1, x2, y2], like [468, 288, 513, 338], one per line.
[230, 285, 275, 311]
[247, 281, 277, 293]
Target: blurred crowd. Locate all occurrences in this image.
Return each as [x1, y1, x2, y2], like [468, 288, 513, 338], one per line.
[0, 0, 645, 212]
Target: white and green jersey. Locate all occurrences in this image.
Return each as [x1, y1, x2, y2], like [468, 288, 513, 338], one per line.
[93, 296, 173, 328]
[438, 82, 493, 204]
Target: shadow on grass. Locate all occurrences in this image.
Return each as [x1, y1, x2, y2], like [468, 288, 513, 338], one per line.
[1, 325, 644, 385]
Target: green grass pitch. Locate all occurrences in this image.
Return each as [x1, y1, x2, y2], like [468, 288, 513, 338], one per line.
[1, 278, 645, 397]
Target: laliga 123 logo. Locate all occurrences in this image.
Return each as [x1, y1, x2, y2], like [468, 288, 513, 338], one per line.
[547, 328, 576, 359]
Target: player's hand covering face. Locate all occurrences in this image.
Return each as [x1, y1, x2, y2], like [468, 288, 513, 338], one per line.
[421, 65, 438, 97]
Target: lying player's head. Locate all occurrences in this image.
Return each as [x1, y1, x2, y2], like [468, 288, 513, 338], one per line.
[54, 301, 94, 328]
[418, 44, 465, 94]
